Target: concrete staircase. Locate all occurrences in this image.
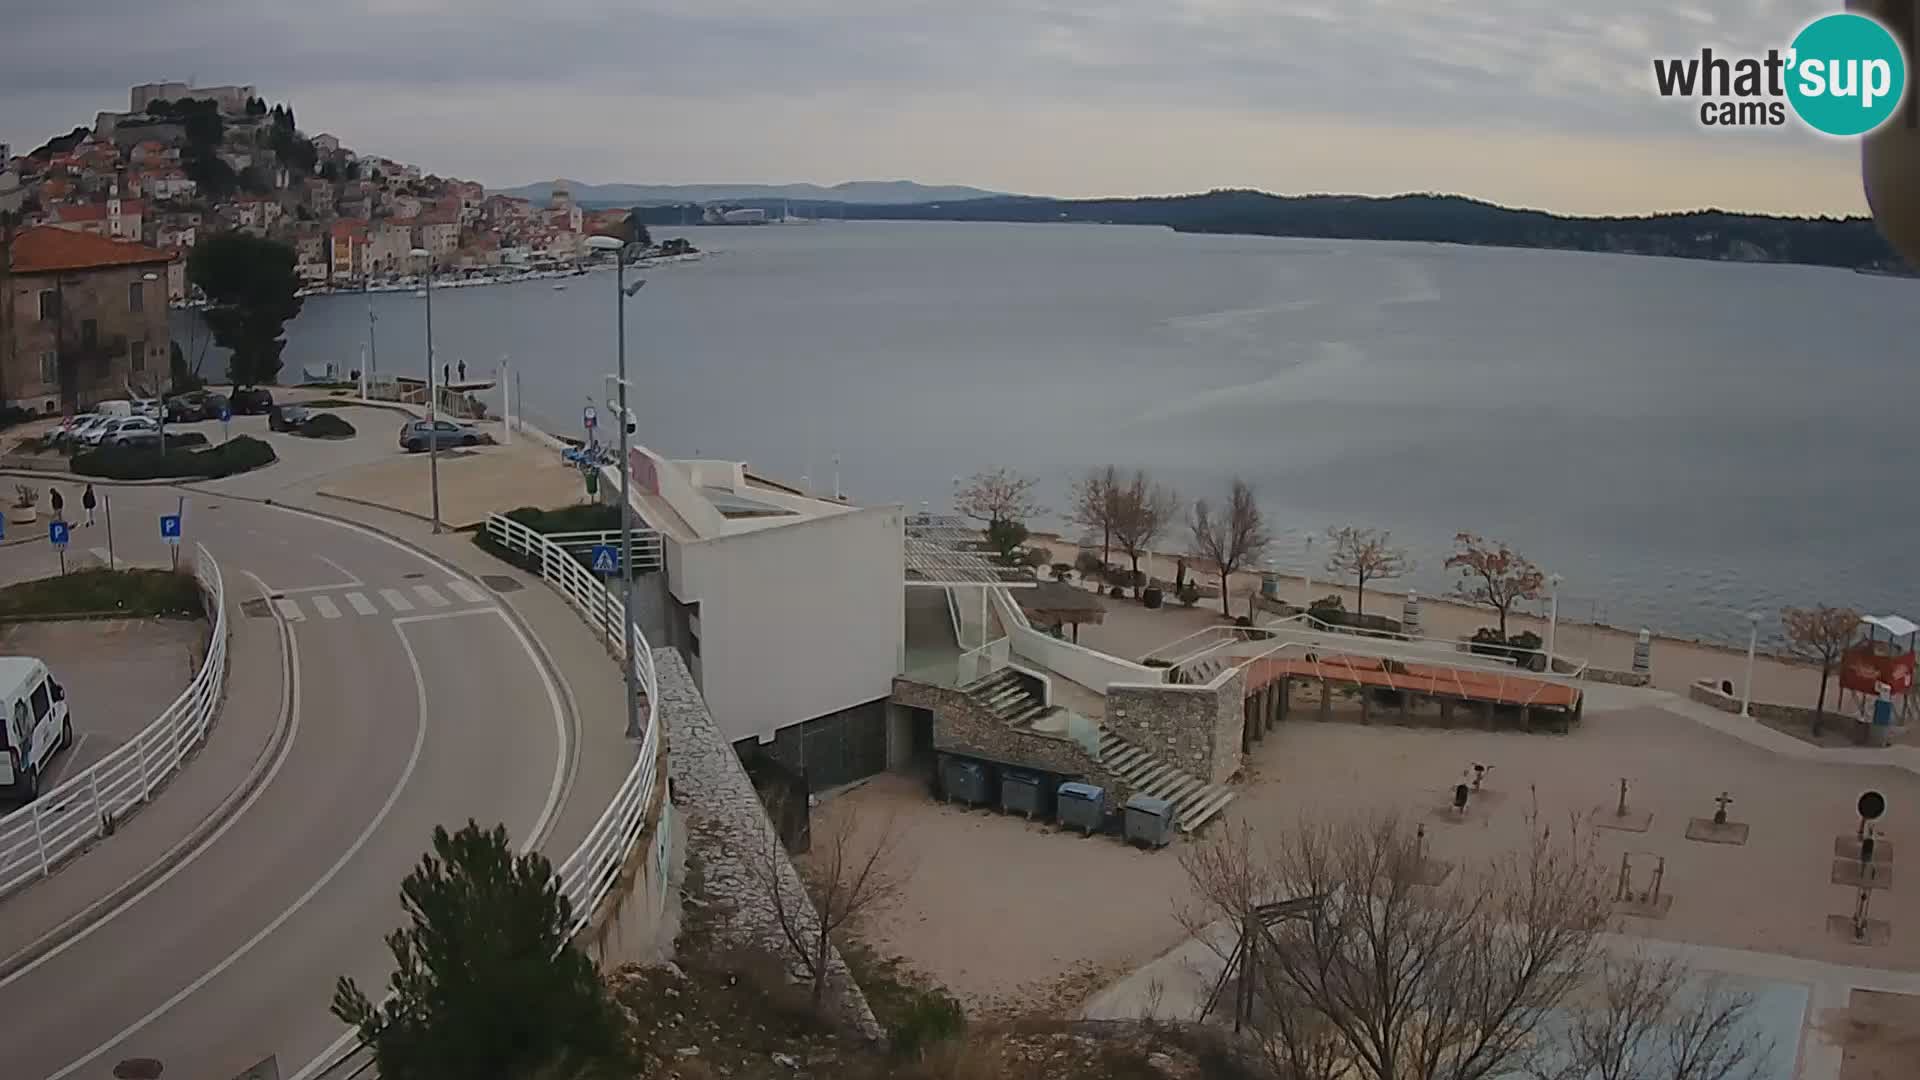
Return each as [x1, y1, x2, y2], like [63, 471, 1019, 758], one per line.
[965, 669, 1052, 728]
[1097, 731, 1236, 832]
[1173, 656, 1227, 685]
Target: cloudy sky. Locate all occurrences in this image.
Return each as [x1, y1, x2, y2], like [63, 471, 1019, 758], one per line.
[0, 0, 1874, 216]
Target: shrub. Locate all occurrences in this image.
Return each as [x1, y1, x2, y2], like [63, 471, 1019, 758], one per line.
[1049, 562, 1072, 582]
[13, 484, 39, 509]
[0, 568, 204, 619]
[1073, 551, 1103, 578]
[1019, 547, 1049, 570]
[1178, 583, 1200, 607]
[1469, 627, 1546, 668]
[297, 412, 356, 439]
[1108, 585, 1126, 599]
[890, 991, 967, 1058]
[1308, 594, 1346, 615]
[72, 435, 276, 480]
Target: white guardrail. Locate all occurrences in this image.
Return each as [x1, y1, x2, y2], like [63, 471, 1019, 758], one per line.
[0, 542, 228, 900]
[483, 512, 664, 937]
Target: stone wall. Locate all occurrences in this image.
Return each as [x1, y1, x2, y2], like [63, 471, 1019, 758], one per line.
[1552, 656, 1652, 687]
[1688, 679, 1823, 727]
[662, 650, 883, 1039]
[894, 676, 1112, 784]
[1106, 668, 1245, 786]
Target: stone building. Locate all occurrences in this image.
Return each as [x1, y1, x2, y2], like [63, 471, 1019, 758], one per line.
[0, 227, 173, 413]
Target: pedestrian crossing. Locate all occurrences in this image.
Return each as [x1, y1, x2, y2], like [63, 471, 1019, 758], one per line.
[268, 580, 492, 622]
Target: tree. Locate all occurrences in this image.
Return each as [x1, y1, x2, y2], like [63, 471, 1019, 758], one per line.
[1535, 950, 1768, 1080]
[1189, 478, 1270, 617]
[1780, 605, 1860, 735]
[756, 796, 907, 1009]
[1178, 813, 1616, 1080]
[621, 209, 652, 248]
[1111, 469, 1178, 599]
[331, 821, 621, 1080]
[189, 233, 303, 389]
[985, 517, 1029, 564]
[1323, 526, 1410, 617]
[953, 467, 1041, 529]
[167, 341, 206, 393]
[1068, 465, 1124, 572]
[1446, 532, 1545, 640]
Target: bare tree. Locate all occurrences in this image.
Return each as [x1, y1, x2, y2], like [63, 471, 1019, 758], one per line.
[1780, 604, 1860, 735]
[953, 467, 1042, 529]
[1446, 532, 1546, 640]
[1323, 526, 1411, 617]
[1111, 469, 1179, 599]
[1178, 812, 1614, 1080]
[1535, 950, 1768, 1080]
[753, 795, 907, 1009]
[1069, 465, 1124, 573]
[1190, 478, 1271, 618]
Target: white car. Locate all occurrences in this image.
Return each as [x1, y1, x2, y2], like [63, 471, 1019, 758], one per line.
[84, 416, 160, 447]
[130, 398, 162, 419]
[0, 657, 72, 803]
[56, 414, 108, 445]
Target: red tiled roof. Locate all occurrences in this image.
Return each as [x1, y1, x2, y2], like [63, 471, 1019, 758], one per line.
[8, 226, 173, 273]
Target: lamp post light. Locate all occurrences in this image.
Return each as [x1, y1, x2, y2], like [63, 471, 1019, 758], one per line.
[410, 248, 441, 533]
[1741, 611, 1762, 718]
[1546, 573, 1563, 674]
[1301, 533, 1315, 610]
[143, 272, 166, 455]
[587, 233, 647, 740]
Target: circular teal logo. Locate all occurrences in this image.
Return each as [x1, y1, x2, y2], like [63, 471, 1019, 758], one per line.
[1786, 13, 1908, 136]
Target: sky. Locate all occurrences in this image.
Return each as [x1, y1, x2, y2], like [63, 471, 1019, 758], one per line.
[0, 0, 1879, 216]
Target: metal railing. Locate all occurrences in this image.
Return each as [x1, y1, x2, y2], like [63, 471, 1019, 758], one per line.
[539, 528, 665, 573]
[482, 512, 664, 937]
[0, 543, 228, 899]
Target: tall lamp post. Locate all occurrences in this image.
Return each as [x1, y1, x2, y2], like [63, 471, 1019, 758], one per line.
[410, 248, 442, 533]
[587, 234, 647, 739]
[1741, 611, 1762, 718]
[143, 271, 166, 455]
[1545, 573, 1563, 673]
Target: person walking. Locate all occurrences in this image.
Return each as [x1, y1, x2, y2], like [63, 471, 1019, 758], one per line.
[442, 363, 450, 387]
[457, 360, 466, 382]
[48, 487, 64, 524]
[81, 484, 97, 527]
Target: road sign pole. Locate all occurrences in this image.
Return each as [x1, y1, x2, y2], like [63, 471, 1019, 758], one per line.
[104, 493, 113, 571]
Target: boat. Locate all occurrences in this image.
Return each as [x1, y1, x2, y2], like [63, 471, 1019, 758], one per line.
[413, 289, 427, 298]
[552, 283, 567, 291]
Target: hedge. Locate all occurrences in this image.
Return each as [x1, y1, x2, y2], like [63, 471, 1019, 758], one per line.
[73, 435, 276, 480]
[0, 568, 204, 619]
[295, 412, 356, 438]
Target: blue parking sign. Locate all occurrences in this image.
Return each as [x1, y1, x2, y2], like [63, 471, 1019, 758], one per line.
[48, 520, 69, 547]
[590, 544, 618, 575]
[160, 514, 182, 545]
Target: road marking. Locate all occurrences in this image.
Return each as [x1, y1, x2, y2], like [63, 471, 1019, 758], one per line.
[273, 597, 304, 622]
[378, 588, 413, 612]
[392, 607, 502, 626]
[315, 554, 362, 586]
[412, 583, 450, 608]
[1, 570, 302, 991]
[89, 547, 112, 567]
[46, 616, 429, 1080]
[309, 595, 341, 620]
[344, 591, 377, 616]
[44, 732, 91, 788]
[445, 578, 487, 604]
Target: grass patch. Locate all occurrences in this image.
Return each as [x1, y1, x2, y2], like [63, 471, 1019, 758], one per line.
[0, 568, 204, 619]
[294, 412, 356, 439]
[841, 940, 967, 1058]
[73, 435, 276, 480]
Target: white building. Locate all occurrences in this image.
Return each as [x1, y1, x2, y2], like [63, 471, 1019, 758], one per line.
[605, 444, 905, 781]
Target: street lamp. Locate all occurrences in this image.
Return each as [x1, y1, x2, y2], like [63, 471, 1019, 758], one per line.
[143, 272, 166, 455]
[587, 233, 647, 740]
[1546, 573, 1563, 674]
[1301, 533, 1315, 610]
[410, 248, 441, 533]
[1741, 611, 1762, 718]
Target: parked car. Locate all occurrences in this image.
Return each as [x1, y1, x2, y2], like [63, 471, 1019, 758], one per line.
[102, 417, 162, 448]
[268, 404, 313, 432]
[165, 392, 210, 422]
[0, 657, 73, 803]
[86, 416, 160, 447]
[230, 388, 274, 415]
[203, 392, 230, 418]
[398, 419, 480, 452]
[130, 398, 162, 419]
[54, 413, 107, 445]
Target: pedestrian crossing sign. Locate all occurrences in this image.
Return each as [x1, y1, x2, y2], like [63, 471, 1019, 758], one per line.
[590, 544, 618, 575]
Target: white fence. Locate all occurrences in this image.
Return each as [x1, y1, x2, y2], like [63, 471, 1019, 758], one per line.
[540, 528, 664, 574]
[483, 512, 665, 937]
[0, 543, 228, 900]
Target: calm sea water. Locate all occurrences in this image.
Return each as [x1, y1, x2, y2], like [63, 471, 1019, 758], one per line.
[218, 221, 1920, 645]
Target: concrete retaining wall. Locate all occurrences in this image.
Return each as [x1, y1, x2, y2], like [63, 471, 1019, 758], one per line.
[1107, 672, 1245, 785]
[1688, 679, 1823, 727]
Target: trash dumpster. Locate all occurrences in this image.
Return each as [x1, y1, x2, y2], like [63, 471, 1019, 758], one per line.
[1057, 781, 1106, 835]
[1001, 770, 1047, 819]
[1124, 794, 1178, 848]
[942, 756, 993, 807]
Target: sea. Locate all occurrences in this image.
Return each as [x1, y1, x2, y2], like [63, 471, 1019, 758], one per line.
[188, 220, 1920, 647]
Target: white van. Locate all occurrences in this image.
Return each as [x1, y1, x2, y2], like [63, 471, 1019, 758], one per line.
[0, 658, 72, 803]
[94, 399, 133, 419]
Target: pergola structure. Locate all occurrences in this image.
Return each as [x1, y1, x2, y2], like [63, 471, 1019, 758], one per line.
[904, 513, 1035, 653]
[1015, 581, 1106, 643]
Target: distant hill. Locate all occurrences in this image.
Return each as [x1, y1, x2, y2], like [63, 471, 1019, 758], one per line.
[491, 179, 1006, 207]
[817, 190, 1907, 274]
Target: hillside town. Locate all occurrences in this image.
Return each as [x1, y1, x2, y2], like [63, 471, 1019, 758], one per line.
[0, 82, 633, 302]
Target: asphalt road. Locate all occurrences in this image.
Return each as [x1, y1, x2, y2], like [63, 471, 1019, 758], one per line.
[0, 484, 574, 1080]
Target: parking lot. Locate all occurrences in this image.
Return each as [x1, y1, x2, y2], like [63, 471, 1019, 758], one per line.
[0, 618, 208, 804]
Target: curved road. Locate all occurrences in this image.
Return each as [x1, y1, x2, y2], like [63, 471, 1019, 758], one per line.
[0, 484, 575, 1080]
